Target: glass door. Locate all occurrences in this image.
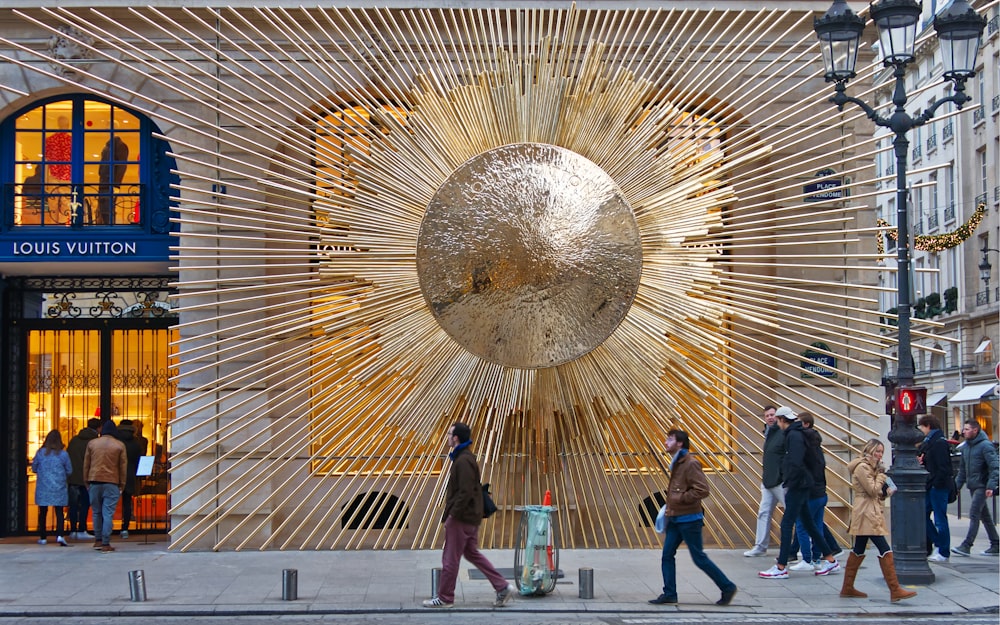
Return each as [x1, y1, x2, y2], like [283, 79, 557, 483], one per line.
[26, 328, 175, 533]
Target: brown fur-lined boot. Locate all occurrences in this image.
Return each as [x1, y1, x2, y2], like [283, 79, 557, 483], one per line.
[840, 552, 868, 598]
[877, 551, 916, 602]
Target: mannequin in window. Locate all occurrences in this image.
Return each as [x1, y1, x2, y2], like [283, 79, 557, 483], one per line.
[20, 169, 44, 223]
[96, 136, 128, 224]
[44, 116, 72, 182]
[44, 116, 72, 223]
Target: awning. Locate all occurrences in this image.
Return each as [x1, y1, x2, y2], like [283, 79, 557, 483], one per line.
[926, 392, 949, 407]
[948, 383, 998, 405]
[974, 339, 992, 354]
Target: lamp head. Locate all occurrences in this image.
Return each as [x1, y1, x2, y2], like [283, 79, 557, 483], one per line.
[934, 0, 986, 81]
[869, 0, 921, 66]
[815, 0, 867, 82]
[980, 253, 992, 286]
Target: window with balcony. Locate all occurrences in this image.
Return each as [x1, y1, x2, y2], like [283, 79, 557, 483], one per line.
[4, 96, 173, 230]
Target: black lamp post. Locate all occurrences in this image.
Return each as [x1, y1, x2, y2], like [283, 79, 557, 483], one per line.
[980, 244, 1000, 287]
[815, 0, 985, 584]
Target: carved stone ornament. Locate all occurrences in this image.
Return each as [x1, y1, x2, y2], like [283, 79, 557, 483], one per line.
[47, 24, 95, 75]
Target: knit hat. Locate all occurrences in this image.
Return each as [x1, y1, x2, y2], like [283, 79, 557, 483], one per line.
[775, 406, 797, 421]
[101, 420, 118, 436]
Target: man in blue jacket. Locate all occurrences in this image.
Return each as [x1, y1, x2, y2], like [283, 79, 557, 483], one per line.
[952, 419, 999, 556]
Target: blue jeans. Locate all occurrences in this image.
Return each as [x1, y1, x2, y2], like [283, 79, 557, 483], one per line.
[660, 518, 735, 599]
[925, 486, 950, 556]
[795, 494, 828, 562]
[88, 483, 120, 545]
[778, 487, 829, 566]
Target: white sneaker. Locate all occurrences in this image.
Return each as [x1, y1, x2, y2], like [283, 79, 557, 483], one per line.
[56, 536, 68, 546]
[422, 596, 453, 608]
[927, 552, 949, 562]
[743, 547, 767, 557]
[758, 565, 788, 579]
[78, 531, 95, 539]
[120, 530, 129, 540]
[37, 539, 47, 545]
[788, 560, 815, 571]
[814, 559, 841, 576]
[494, 583, 515, 607]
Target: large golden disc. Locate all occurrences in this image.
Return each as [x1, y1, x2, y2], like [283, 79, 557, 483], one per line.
[417, 143, 642, 369]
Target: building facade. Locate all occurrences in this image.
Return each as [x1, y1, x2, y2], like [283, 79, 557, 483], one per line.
[0, 1, 991, 551]
[872, 1, 999, 442]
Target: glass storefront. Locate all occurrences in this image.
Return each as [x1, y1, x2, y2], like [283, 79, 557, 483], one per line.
[25, 326, 176, 533]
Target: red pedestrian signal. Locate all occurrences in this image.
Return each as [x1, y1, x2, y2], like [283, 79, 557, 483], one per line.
[894, 386, 927, 417]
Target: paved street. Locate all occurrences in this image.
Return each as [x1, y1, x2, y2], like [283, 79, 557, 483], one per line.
[0, 514, 996, 620]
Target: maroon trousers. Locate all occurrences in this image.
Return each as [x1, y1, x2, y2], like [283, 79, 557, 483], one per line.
[437, 515, 507, 603]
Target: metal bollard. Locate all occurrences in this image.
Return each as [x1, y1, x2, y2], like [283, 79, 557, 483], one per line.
[578, 567, 594, 599]
[431, 567, 442, 597]
[281, 568, 298, 601]
[128, 569, 147, 602]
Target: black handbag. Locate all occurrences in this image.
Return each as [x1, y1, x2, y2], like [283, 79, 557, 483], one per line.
[482, 483, 498, 518]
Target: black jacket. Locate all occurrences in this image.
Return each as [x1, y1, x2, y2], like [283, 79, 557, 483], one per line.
[780, 421, 815, 492]
[919, 429, 953, 490]
[762, 423, 784, 488]
[802, 426, 827, 499]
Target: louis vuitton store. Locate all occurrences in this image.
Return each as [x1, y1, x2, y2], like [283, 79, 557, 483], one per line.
[0, 2, 891, 551]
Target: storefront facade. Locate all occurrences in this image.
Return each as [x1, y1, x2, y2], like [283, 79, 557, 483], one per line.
[2, 2, 969, 551]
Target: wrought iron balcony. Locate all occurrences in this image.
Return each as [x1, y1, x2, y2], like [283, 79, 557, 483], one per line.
[977, 192, 988, 207]
[977, 290, 990, 306]
[926, 134, 937, 152]
[942, 122, 954, 142]
[913, 218, 923, 234]
[944, 204, 955, 222]
[886, 163, 895, 176]
[927, 212, 939, 230]
[911, 145, 922, 162]
[974, 106, 985, 124]
[989, 14, 999, 37]
[994, 95, 1000, 113]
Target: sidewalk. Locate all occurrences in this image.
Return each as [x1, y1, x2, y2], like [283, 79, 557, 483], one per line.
[1, 515, 997, 617]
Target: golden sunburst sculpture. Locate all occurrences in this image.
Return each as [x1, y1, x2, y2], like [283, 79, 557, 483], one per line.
[2, 4, 921, 551]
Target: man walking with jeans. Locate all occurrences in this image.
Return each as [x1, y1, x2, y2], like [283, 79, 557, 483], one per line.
[918, 415, 952, 562]
[952, 419, 999, 556]
[423, 422, 515, 608]
[745, 405, 783, 557]
[649, 429, 737, 607]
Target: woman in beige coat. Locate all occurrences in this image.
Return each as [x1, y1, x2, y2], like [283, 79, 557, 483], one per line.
[840, 439, 917, 602]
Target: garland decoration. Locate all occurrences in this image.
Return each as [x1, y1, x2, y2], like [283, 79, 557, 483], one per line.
[877, 202, 986, 256]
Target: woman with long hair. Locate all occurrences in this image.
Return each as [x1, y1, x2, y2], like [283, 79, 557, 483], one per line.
[840, 438, 916, 602]
[32, 429, 72, 546]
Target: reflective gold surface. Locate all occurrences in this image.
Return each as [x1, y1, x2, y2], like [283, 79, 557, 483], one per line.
[417, 143, 642, 368]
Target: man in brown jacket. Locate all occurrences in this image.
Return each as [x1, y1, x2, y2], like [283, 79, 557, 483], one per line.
[650, 429, 737, 607]
[423, 422, 514, 609]
[83, 420, 127, 552]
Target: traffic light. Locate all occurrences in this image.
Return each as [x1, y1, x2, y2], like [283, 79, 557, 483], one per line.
[894, 386, 927, 418]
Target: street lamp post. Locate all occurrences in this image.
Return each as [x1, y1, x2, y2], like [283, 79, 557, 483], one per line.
[814, 0, 985, 584]
[979, 243, 1000, 288]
